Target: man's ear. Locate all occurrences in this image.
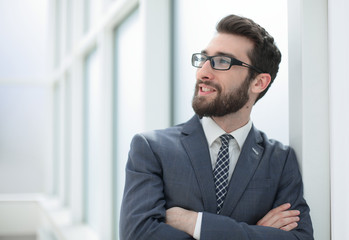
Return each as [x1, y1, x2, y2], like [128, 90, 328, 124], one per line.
[251, 73, 271, 94]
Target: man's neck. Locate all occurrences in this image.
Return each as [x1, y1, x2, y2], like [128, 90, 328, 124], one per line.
[211, 108, 251, 133]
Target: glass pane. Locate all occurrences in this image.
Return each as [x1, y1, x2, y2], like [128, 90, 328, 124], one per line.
[83, 48, 102, 234]
[64, 73, 71, 206]
[65, 0, 73, 53]
[113, 8, 142, 238]
[84, 0, 100, 33]
[173, 0, 289, 144]
[54, 0, 61, 66]
[53, 83, 61, 196]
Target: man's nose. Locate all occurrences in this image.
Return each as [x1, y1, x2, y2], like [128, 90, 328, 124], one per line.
[197, 60, 215, 80]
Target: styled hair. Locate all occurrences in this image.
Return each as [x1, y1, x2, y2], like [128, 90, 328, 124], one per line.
[216, 14, 282, 103]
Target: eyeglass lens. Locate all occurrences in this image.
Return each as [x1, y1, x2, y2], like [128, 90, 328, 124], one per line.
[192, 54, 232, 70]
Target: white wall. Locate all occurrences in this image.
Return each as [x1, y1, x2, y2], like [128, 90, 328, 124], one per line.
[328, 0, 349, 239]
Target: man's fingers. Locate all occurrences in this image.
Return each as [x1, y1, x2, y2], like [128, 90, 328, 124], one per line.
[271, 203, 292, 212]
[257, 203, 291, 225]
[257, 203, 300, 231]
[266, 210, 300, 227]
[272, 216, 300, 229]
[271, 210, 300, 222]
[268, 203, 292, 215]
[280, 222, 298, 231]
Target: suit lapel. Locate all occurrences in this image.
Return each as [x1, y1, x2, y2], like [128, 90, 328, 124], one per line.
[180, 116, 217, 213]
[220, 125, 264, 216]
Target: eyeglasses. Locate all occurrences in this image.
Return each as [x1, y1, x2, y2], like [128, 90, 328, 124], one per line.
[191, 53, 264, 73]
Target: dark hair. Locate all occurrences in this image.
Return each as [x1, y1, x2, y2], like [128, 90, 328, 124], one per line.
[216, 14, 282, 103]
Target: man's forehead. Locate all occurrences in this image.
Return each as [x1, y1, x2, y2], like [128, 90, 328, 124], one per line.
[203, 33, 254, 60]
[201, 49, 239, 59]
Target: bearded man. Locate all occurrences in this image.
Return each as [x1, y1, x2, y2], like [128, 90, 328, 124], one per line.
[120, 14, 313, 240]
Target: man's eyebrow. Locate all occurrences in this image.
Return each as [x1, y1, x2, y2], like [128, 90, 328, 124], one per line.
[200, 50, 238, 59]
[216, 51, 238, 59]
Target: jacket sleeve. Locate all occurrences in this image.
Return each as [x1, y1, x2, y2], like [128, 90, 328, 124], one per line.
[200, 148, 314, 240]
[119, 134, 194, 240]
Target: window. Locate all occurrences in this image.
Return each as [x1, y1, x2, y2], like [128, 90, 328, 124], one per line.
[64, 73, 72, 206]
[65, 0, 73, 53]
[113, 8, 143, 238]
[54, 0, 62, 67]
[84, 0, 101, 33]
[53, 82, 61, 196]
[83, 48, 103, 235]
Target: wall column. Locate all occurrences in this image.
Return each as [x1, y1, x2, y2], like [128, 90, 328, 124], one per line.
[288, 0, 330, 239]
[328, 0, 349, 239]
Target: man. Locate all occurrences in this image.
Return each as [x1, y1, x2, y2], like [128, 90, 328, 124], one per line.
[120, 14, 313, 240]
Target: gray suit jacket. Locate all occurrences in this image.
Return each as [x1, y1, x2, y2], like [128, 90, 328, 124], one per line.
[120, 115, 313, 240]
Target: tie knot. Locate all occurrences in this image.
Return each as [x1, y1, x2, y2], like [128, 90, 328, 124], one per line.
[220, 134, 233, 146]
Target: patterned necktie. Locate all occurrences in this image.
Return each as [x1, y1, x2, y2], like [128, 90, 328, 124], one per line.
[213, 134, 233, 214]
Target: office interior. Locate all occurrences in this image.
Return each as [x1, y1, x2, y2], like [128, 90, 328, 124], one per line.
[0, 0, 347, 239]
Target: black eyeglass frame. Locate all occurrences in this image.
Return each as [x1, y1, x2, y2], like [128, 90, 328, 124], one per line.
[191, 53, 264, 74]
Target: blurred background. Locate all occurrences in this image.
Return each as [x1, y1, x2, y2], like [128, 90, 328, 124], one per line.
[0, 0, 347, 239]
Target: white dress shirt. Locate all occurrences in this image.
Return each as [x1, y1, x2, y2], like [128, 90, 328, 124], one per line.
[193, 117, 252, 239]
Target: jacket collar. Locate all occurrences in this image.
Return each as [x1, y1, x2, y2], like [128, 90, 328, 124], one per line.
[220, 125, 264, 215]
[180, 115, 217, 213]
[180, 115, 264, 215]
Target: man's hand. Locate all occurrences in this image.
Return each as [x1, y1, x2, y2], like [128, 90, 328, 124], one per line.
[257, 203, 300, 231]
[166, 207, 198, 236]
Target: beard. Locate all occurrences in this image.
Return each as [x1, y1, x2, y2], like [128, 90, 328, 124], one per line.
[192, 77, 250, 118]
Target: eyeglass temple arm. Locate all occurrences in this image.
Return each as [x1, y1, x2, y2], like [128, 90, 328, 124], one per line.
[241, 62, 264, 74]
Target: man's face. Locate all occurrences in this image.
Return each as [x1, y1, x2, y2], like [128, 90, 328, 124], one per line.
[192, 33, 255, 117]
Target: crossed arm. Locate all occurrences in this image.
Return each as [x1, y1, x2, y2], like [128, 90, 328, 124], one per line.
[120, 134, 313, 240]
[166, 203, 300, 238]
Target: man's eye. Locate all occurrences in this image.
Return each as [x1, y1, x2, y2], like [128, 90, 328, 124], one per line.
[195, 56, 205, 62]
[218, 57, 230, 64]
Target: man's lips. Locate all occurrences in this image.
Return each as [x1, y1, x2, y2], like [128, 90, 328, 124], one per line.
[198, 84, 217, 95]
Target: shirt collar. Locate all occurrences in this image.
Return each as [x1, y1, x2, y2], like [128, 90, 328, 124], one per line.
[201, 117, 252, 150]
